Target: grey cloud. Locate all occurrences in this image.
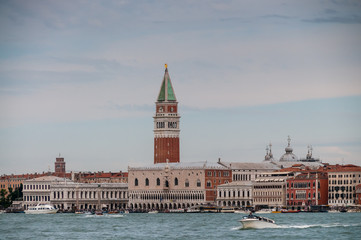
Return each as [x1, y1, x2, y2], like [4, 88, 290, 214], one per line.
[105, 103, 153, 112]
[261, 14, 294, 19]
[302, 15, 361, 24]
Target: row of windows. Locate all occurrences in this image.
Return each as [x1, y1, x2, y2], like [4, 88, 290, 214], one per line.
[52, 191, 127, 199]
[288, 182, 320, 189]
[329, 174, 360, 178]
[287, 192, 319, 199]
[218, 190, 251, 198]
[25, 195, 50, 202]
[254, 185, 283, 189]
[329, 179, 356, 185]
[329, 186, 355, 192]
[24, 184, 50, 190]
[133, 192, 204, 201]
[254, 198, 282, 203]
[329, 200, 355, 204]
[233, 174, 252, 181]
[0, 184, 21, 189]
[254, 191, 281, 197]
[135, 178, 202, 188]
[207, 171, 230, 177]
[156, 122, 178, 129]
[328, 193, 355, 199]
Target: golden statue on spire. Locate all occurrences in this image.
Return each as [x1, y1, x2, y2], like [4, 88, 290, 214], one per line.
[165, 63, 168, 69]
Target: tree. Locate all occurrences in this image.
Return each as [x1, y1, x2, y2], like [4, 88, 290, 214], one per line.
[0, 189, 10, 209]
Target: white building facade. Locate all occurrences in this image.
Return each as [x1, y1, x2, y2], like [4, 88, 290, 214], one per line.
[51, 182, 128, 211]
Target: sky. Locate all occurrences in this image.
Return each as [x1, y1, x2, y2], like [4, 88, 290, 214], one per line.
[1, 0, 361, 175]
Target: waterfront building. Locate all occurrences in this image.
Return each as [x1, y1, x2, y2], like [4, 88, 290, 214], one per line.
[23, 175, 69, 209]
[217, 156, 279, 208]
[216, 181, 253, 208]
[326, 164, 361, 206]
[128, 161, 231, 210]
[51, 182, 128, 211]
[1, 174, 28, 195]
[253, 172, 295, 209]
[286, 171, 328, 207]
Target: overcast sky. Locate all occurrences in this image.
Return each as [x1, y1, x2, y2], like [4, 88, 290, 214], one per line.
[1, 0, 361, 175]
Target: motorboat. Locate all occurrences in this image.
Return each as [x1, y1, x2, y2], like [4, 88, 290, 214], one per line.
[148, 210, 159, 214]
[169, 208, 185, 213]
[239, 214, 276, 229]
[255, 209, 273, 214]
[234, 210, 248, 214]
[220, 207, 235, 213]
[24, 203, 58, 214]
[281, 209, 300, 213]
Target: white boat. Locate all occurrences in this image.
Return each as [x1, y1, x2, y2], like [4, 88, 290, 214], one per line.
[24, 203, 58, 214]
[239, 214, 276, 229]
[169, 208, 185, 213]
[255, 208, 273, 214]
[186, 208, 201, 213]
[234, 210, 248, 214]
[221, 207, 235, 213]
[148, 210, 159, 214]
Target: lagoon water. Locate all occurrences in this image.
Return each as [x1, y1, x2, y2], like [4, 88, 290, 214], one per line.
[1, 212, 360, 239]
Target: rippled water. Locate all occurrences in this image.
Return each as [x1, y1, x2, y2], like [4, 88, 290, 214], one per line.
[1, 212, 360, 239]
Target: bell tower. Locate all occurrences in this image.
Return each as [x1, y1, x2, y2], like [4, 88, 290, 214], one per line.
[154, 64, 180, 164]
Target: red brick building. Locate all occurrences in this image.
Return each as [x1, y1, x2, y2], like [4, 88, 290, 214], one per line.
[287, 171, 328, 207]
[54, 156, 66, 177]
[356, 184, 361, 205]
[204, 168, 232, 202]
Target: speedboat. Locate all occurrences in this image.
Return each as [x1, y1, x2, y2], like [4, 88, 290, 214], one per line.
[24, 203, 58, 214]
[239, 214, 276, 229]
[255, 209, 273, 214]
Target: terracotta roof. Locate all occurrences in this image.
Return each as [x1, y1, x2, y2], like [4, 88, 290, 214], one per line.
[324, 164, 361, 172]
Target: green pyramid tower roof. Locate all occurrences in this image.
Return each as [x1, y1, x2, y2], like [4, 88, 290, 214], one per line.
[157, 65, 177, 102]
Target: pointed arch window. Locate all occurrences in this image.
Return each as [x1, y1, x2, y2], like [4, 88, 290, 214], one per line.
[145, 178, 149, 186]
[165, 180, 169, 188]
[197, 179, 201, 187]
[185, 179, 189, 187]
[156, 178, 160, 186]
[174, 177, 178, 186]
[135, 178, 138, 186]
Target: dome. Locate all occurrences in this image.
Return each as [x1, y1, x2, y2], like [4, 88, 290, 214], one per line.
[279, 136, 298, 162]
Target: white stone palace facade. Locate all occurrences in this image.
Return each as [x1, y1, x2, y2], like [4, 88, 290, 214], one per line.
[23, 176, 66, 209]
[128, 162, 231, 211]
[51, 182, 128, 211]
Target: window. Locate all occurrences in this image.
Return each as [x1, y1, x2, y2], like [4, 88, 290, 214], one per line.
[174, 177, 178, 186]
[206, 181, 212, 187]
[165, 180, 169, 188]
[197, 179, 201, 187]
[223, 171, 229, 177]
[207, 171, 212, 177]
[185, 179, 189, 187]
[145, 178, 149, 186]
[135, 178, 138, 186]
[157, 178, 160, 186]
